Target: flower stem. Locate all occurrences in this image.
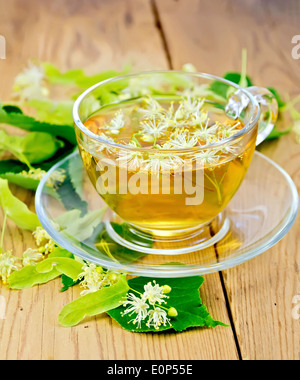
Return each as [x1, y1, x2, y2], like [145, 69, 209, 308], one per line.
[204, 171, 222, 205]
[128, 286, 143, 296]
[0, 213, 7, 253]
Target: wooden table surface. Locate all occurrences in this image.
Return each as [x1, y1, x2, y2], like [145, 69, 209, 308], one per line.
[0, 0, 299, 360]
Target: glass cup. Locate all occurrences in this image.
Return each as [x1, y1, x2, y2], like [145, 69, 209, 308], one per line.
[73, 71, 278, 253]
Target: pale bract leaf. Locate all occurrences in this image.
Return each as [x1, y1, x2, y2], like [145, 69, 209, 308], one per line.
[0, 178, 40, 231]
[7, 247, 74, 289]
[36, 257, 83, 280]
[58, 275, 129, 327]
[56, 208, 107, 241]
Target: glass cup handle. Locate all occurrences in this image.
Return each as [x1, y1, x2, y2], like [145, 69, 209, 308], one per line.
[246, 86, 279, 146]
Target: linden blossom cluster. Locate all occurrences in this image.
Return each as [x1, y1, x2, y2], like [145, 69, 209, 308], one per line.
[121, 280, 178, 330]
[0, 226, 55, 284]
[90, 95, 242, 173]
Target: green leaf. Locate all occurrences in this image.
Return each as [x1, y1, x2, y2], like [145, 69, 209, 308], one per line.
[36, 257, 83, 280]
[264, 125, 292, 141]
[27, 99, 74, 125]
[2, 105, 23, 114]
[21, 132, 64, 164]
[108, 276, 227, 333]
[42, 62, 85, 85]
[0, 160, 40, 190]
[7, 265, 61, 289]
[41, 62, 130, 90]
[54, 158, 89, 215]
[8, 247, 75, 289]
[56, 208, 107, 241]
[89, 222, 149, 263]
[60, 274, 80, 292]
[0, 129, 32, 167]
[210, 72, 253, 99]
[267, 87, 286, 109]
[48, 246, 74, 258]
[0, 159, 27, 174]
[0, 178, 40, 230]
[68, 153, 84, 199]
[0, 171, 40, 191]
[0, 106, 76, 145]
[58, 275, 129, 327]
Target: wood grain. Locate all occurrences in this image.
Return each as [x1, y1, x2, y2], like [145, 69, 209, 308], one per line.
[0, 0, 239, 360]
[155, 0, 300, 360]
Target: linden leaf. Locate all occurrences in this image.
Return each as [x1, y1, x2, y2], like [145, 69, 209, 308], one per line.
[27, 99, 74, 125]
[60, 274, 80, 292]
[108, 276, 227, 333]
[58, 275, 129, 327]
[7, 247, 74, 289]
[7, 265, 61, 289]
[0, 171, 40, 191]
[0, 178, 40, 230]
[0, 105, 76, 145]
[56, 208, 107, 241]
[35, 257, 83, 280]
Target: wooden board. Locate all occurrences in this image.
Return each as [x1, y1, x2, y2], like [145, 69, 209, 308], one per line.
[156, 0, 300, 360]
[0, 0, 239, 360]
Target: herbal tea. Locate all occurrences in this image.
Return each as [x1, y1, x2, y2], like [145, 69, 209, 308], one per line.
[78, 96, 257, 232]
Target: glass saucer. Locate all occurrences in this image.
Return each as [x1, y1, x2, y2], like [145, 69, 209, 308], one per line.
[35, 150, 299, 277]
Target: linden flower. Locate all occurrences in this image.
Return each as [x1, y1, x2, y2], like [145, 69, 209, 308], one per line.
[174, 96, 204, 121]
[0, 251, 21, 284]
[217, 122, 241, 140]
[121, 281, 176, 330]
[146, 307, 171, 330]
[32, 227, 56, 255]
[33, 226, 52, 246]
[143, 153, 183, 174]
[140, 97, 167, 120]
[47, 169, 66, 189]
[193, 120, 219, 143]
[189, 110, 209, 128]
[117, 145, 144, 171]
[195, 149, 220, 166]
[13, 62, 49, 102]
[20, 168, 47, 181]
[96, 133, 116, 155]
[22, 248, 44, 266]
[182, 63, 197, 73]
[142, 281, 169, 305]
[164, 129, 198, 149]
[106, 110, 125, 135]
[218, 141, 240, 156]
[122, 293, 150, 329]
[140, 117, 169, 140]
[78, 263, 119, 296]
[120, 77, 153, 99]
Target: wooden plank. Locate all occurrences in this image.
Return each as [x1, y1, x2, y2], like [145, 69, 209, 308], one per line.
[155, 0, 300, 360]
[0, 0, 238, 360]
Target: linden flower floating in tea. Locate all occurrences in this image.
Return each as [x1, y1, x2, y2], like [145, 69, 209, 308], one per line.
[105, 110, 125, 135]
[80, 94, 255, 228]
[121, 280, 177, 330]
[83, 94, 243, 158]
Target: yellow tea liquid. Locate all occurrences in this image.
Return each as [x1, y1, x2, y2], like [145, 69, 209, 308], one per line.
[78, 96, 257, 232]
